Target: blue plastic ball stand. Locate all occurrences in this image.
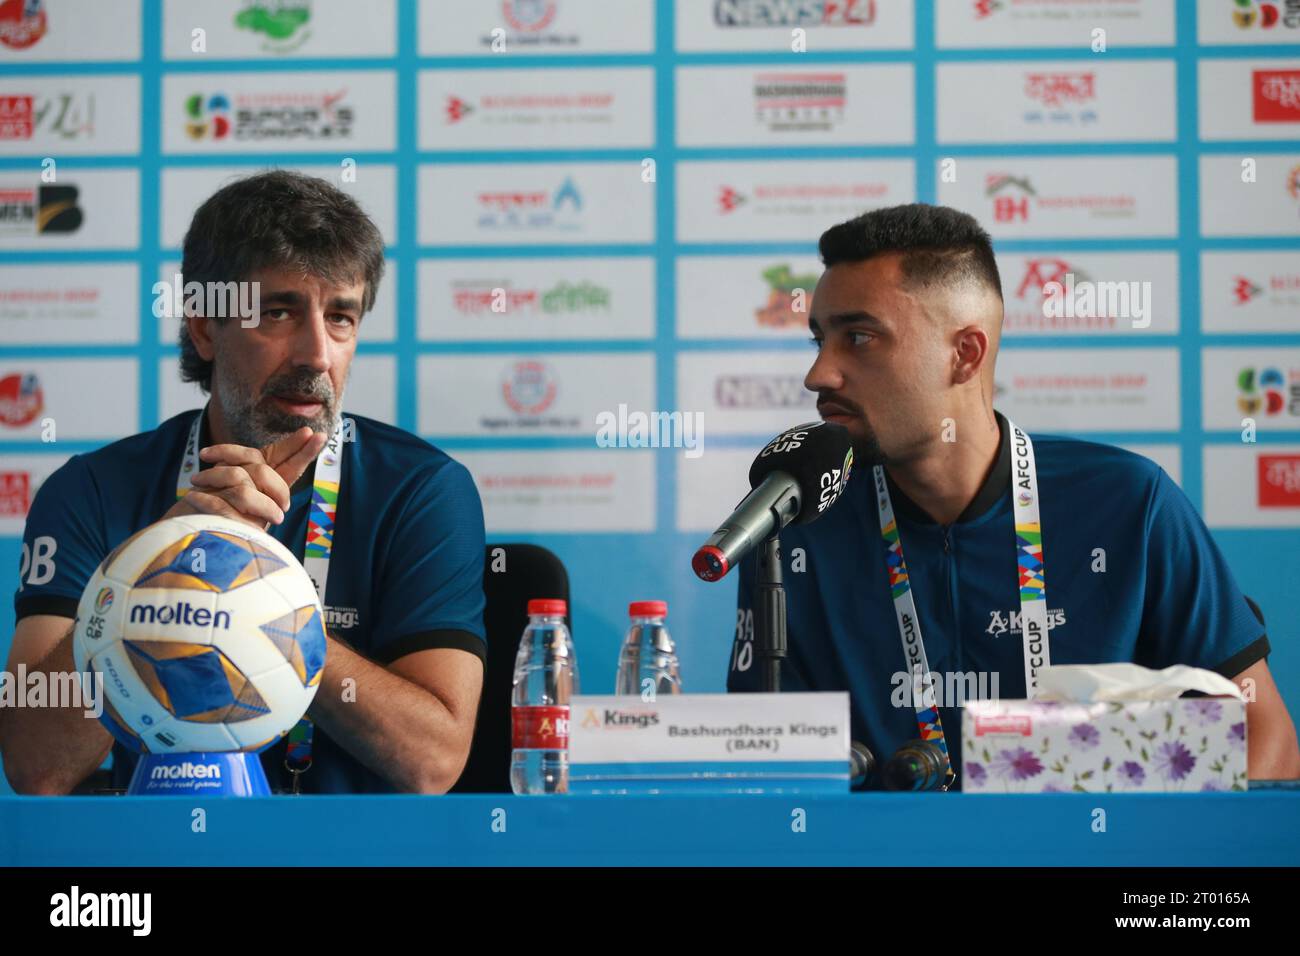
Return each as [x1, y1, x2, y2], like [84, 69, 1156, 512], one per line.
[128, 752, 271, 796]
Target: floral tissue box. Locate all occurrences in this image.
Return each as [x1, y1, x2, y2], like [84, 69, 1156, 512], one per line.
[961, 698, 1247, 793]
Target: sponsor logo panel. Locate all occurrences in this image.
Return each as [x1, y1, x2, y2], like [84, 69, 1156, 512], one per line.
[993, 348, 1180, 431]
[0, 169, 138, 250]
[1197, 0, 1300, 44]
[0, 0, 141, 61]
[675, 64, 914, 146]
[677, 255, 824, 340]
[1204, 445, 1300, 527]
[676, 351, 817, 437]
[937, 60, 1176, 143]
[1200, 154, 1300, 236]
[420, 67, 654, 150]
[417, 353, 655, 436]
[938, 0, 1175, 47]
[0, 74, 139, 155]
[677, 159, 915, 243]
[419, 163, 654, 246]
[675, 0, 914, 51]
[419, 0, 655, 55]
[162, 0, 397, 59]
[938, 156, 1178, 239]
[997, 252, 1178, 336]
[1201, 251, 1300, 333]
[0, 360, 138, 441]
[1199, 59, 1300, 141]
[0, 263, 138, 344]
[1201, 347, 1300, 432]
[161, 71, 396, 154]
[458, 450, 655, 533]
[418, 257, 653, 341]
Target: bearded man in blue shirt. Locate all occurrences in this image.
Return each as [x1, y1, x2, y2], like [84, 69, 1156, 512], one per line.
[1, 171, 486, 795]
[727, 203, 1300, 787]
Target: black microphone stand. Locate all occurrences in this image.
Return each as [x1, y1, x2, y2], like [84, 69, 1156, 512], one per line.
[753, 526, 787, 693]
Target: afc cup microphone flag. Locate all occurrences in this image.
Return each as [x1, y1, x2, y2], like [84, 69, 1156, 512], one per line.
[692, 421, 854, 582]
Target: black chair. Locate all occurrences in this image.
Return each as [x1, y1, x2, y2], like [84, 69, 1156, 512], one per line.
[450, 543, 570, 793]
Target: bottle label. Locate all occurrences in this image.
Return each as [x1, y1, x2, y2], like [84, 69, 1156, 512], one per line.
[512, 705, 570, 750]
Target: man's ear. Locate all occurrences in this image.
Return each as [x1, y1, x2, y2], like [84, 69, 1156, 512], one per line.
[952, 325, 990, 386]
[186, 314, 216, 362]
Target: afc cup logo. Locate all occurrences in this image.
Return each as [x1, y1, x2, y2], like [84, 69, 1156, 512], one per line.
[94, 587, 115, 615]
[1017, 490, 1033, 507]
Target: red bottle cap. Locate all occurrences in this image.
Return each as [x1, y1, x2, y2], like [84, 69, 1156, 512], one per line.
[527, 598, 567, 617]
[629, 600, 667, 618]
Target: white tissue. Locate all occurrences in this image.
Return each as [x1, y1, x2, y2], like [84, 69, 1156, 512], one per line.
[1035, 662, 1243, 702]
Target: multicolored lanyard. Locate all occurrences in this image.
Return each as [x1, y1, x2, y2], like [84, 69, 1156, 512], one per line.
[873, 418, 1050, 790]
[177, 407, 345, 792]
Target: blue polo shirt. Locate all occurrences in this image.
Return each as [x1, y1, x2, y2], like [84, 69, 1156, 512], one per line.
[15, 409, 487, 794]
[727, 410, 1269, 788]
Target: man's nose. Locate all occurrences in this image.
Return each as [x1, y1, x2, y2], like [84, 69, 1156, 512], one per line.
[804, 345, 843, 395]
[291, 310, 332, 373]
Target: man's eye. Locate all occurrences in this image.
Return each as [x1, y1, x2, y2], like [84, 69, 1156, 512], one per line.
[808, 337, 823, 351]
[329, 314, 356, 327]
[263, 309, 291, 322]
[849, 331, 873, 346]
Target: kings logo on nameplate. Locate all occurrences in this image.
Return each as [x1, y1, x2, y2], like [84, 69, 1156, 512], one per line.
[567, 693, 850, 794]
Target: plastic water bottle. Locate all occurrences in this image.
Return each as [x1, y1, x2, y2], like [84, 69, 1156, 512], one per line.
[510, 598, 580, 795]
[615, 601, 682, 699]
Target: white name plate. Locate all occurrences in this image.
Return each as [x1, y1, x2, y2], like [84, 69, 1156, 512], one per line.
[569, 692, 850, 764]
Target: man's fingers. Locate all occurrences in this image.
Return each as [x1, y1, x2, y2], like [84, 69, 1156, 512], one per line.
[264, 427, 316, 470]
[176, 491, 270, 530]
[189, 465, 255, 490]
[198, 444, 270, 468]
[217, 484, 285, 526]
[272, 429, 328, 487]
[244, 462, 292, 511]
[191, 463, 290, 512]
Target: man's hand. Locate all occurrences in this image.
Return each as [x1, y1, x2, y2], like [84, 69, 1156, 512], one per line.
[163, 426, 327, 530]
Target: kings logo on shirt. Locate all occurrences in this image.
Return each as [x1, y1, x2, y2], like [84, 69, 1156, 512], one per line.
[986, 607, 1066, 637]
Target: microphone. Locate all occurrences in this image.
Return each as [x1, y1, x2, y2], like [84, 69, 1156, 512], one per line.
[692, 421, 854, 582]
[882, 739, 950, 792]
[849, 740, 877, 790]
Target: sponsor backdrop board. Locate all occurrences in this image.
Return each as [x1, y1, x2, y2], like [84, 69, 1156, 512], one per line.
[1, 1, 1298, 795]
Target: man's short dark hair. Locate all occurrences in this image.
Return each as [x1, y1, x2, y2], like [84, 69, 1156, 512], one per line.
[818, 203, 1002, 301]
[178, 169, 386, 392]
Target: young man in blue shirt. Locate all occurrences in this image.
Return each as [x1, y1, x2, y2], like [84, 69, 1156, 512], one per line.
[1, 171, 487, 794]
[727, 203, 1300, 786]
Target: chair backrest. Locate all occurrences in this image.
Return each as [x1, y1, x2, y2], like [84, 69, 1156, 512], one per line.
[450, 543, 570, 793]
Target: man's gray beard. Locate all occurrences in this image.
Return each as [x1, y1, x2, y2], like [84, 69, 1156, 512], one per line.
[212, 372, 339, 449]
